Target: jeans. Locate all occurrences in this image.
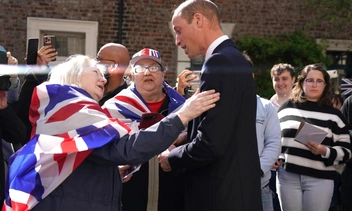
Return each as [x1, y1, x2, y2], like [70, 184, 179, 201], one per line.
[277, 167, 334, 211]
[262, 184, 274, 211]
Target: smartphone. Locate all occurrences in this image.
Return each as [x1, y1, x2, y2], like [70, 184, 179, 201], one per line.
[27, 38, 39, 65]
[43, 35, 56, 61]
[186, 70, 201, 83]
[123, 164, 141, 179]
[139, 112, 164, 129]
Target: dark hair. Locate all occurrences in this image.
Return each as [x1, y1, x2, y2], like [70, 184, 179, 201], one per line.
[270, 63, 295, 78]
[290, 63, 332, 106]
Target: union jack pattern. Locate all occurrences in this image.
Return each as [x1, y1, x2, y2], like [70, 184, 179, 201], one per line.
[135, 48, 161, 60]
[130, 48, 162, 66]
[2, 83, 130, 211]
[341, 78, 352, 96]
[102, 82, 185, 125]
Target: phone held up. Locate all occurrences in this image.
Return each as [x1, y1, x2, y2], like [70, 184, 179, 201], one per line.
[27, 38, 39, 65]
[43, 35, 57, 61]
[186, 70, 201, 95]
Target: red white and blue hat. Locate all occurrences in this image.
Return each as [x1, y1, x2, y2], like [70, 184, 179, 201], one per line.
[130, 48, 162, 66]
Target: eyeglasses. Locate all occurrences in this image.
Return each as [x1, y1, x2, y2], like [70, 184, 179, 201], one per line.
[304, 78, 326, 87]
[133, 65, 162, 74]
[96, 56, 118, 67]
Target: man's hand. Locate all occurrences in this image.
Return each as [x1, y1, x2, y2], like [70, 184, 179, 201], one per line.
[272, 159, 283, 169]
[118, 165, 132, 183]
[158, 144, 175, 172]
[176, 69, 195, 96]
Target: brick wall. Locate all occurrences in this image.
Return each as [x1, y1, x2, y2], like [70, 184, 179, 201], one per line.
[1, 0, 351, 85]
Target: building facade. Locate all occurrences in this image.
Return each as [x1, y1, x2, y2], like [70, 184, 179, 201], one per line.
[1, 0, 351, 85]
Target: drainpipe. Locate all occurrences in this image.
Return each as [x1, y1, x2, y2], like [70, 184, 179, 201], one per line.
[118, 0, 124, 43]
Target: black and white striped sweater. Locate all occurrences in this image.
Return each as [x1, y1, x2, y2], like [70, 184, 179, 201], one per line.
[278, 100, 351, 180]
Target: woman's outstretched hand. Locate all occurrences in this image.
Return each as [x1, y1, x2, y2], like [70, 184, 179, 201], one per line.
[176, 89, 220, 124]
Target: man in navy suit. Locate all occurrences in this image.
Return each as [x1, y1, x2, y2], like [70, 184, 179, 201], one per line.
[158, 0, 262, 210]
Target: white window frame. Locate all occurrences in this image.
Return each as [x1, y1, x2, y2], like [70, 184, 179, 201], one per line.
[27, 17, 98, 65]
[317, 39, 352, 52]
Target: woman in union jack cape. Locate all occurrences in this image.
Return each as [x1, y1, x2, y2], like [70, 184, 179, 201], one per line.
[3, 55, 220, 211]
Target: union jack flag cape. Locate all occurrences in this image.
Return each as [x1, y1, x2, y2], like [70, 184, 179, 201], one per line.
[103, 82, 185, 124]
[2, 83, 130, 211]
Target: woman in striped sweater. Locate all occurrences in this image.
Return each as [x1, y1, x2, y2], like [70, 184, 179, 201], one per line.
[277, 64, 351, 211]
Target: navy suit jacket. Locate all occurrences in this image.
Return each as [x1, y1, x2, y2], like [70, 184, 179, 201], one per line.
[169, 39, 262, 211]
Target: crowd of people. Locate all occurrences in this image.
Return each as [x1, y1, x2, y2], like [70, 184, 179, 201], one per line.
[0, 0, 351, 211]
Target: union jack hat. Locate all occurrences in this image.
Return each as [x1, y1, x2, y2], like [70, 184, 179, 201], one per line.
[130, 48, 162, 66]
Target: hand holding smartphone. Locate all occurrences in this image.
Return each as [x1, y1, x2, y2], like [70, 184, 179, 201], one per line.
[43, 35, 57, 61]
[123, 164, 141, 179]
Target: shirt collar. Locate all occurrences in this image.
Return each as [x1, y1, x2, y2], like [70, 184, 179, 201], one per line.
[205, 35, 229, 60]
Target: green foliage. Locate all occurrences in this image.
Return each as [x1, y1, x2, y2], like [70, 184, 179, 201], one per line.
[305, 0, 352, 31]
[252, 66, 275, 99]
[236, 30, 330, 68]
[236, 30, 331, 99]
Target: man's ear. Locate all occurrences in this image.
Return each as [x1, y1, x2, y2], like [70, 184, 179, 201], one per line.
[194, 13, 203, 27]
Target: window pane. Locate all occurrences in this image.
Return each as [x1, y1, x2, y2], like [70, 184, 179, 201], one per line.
[40, 31, 86, 57]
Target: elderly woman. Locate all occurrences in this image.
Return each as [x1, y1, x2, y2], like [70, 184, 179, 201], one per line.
[103, 48, 187, 211]
[3, 55, 220, 211]
[277, 64, 351, 211]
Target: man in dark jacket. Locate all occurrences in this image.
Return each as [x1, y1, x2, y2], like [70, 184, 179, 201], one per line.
[159, 1, 262, 211]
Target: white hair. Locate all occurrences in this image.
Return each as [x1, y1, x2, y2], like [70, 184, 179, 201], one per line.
[48, 55, 94, 87]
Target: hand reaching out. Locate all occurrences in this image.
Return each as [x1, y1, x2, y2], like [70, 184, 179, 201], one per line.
[175, 89, 220, 124]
